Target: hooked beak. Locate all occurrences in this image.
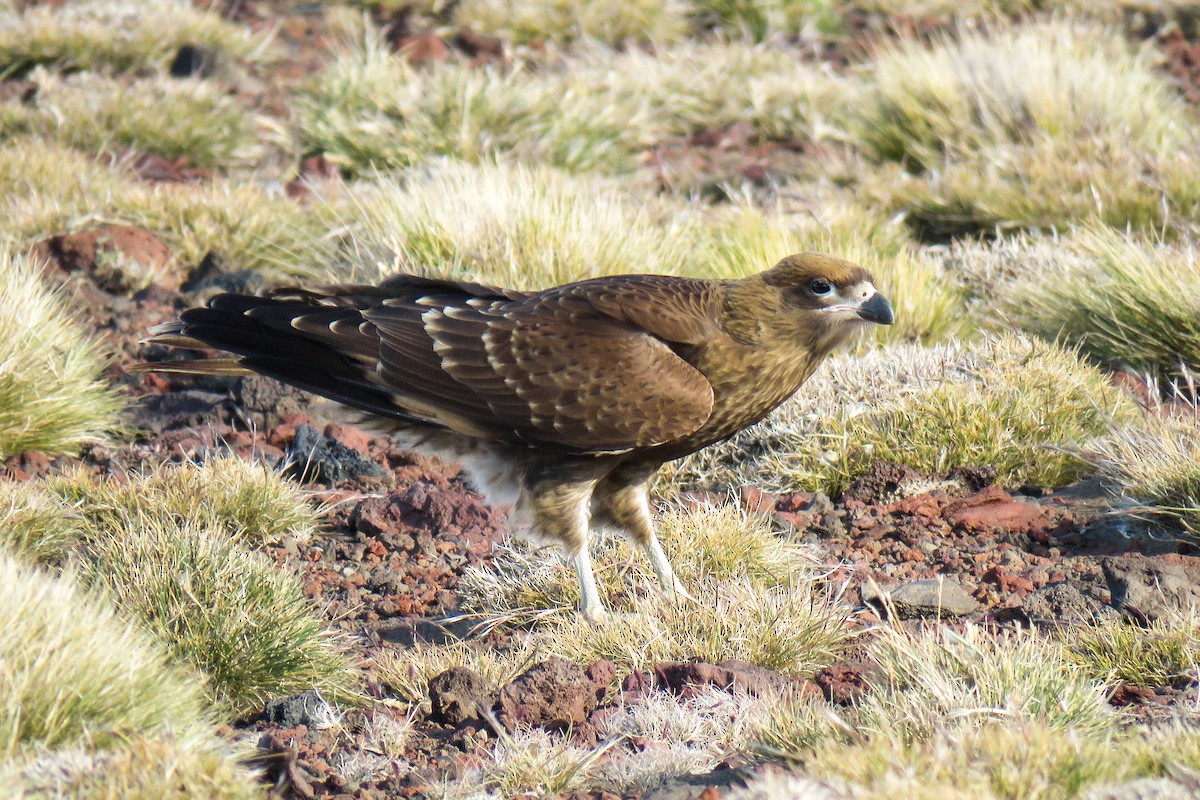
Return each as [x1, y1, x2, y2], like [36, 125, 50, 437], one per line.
[857, 292, 894, 325]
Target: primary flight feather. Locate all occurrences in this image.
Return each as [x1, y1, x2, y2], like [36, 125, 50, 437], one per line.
[141, 253, 893, 619]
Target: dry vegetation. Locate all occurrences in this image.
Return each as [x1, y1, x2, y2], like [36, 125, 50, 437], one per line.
[4, 0, 1200, 797]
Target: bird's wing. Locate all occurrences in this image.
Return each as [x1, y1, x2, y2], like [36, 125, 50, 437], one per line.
[367, 278, 717, 452]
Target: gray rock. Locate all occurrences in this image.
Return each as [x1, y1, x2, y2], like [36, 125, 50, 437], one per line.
[862, 577, 981, 618]
[286, 423, 387, 485]
[131, 389, 231, 434]
[1102, 556, 1200, 622]
[1023, 582, 1119, 625]
[263, 689, 336, 727]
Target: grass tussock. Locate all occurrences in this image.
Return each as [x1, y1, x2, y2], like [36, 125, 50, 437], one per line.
[0, 138, 332, 280]
[754, 721, 1200, 800]
[668, 334, 1137, 496]
[48, 455, 321, 544]
[1084, 410, 1200, 537]
[752, 623, 1155, 799]
[458, 503, 814, 613]
[329, 161, 702, 287]
[6, 733, 258, 800]
[446, 0, 842, 45]
[1067, 612, 1199, 688]
[0, 552, 209, 757]
[0, 249, 123, 460]
[0, 480, 82, 563]
[81, 519, 353, 715]
[0, 0, 269, 75]
[372, 640, 535, 707]
[8, 70, 262, 169]
[856, 20, 1200, 235]
[973, 227, 1200, 385]
[457, 504, 850, 678]
[297, 33, 855, 175]
[450, 0, 690, 45]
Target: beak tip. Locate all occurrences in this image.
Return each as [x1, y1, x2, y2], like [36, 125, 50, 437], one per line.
[858, 293, 894, 326]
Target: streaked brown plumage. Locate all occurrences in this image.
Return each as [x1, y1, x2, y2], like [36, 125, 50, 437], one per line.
[140, 253, 893, 618]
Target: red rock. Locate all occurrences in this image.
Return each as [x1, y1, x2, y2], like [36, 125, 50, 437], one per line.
[324, 423, 371, 454]
[739, 485, 777, 517]
[400, 32, 449, 64]
[496, 658, 597, 731]
[983, 566, 1035, 594]
[585, 659, 616, 702]
[33, 224, 174, 291]
[944, 486, 1047, 533]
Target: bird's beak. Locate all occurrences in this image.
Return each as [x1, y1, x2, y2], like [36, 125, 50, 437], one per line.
[857, 292, 894, 325]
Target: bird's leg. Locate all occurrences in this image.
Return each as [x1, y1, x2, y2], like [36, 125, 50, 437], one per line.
[594, 472, 694, 602]
[529, 474, 608, 622]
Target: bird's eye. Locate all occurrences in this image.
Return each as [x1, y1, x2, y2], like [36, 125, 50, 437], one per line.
[809, 279, 833, 296]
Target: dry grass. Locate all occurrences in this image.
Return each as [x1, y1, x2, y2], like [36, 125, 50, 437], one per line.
[81, 519, 354, 716]
[1084, 409, 1200, 536]
[456, 504, 850, 678]
[326, 161, 702, 287]
[859, 21, 1186, 169]
[855, 20, 1200, 235]
[0, 552, 210, 757]
[451, 0, 691, 45]
[0, 249, 123, 460]
[8, 69, 263, 170]
[0, 0, 270, 75]
[296, 33, 855, 175]
[0, 138, 332, 281]
[6, 733, 258, 800]
[669, 334, 1135, 495]
[372, 639, 536, 707]
[48, 455, 321, 544]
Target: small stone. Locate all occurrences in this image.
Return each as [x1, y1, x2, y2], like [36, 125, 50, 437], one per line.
[862, 577, 981, 618]
[263, 690, 335, 728]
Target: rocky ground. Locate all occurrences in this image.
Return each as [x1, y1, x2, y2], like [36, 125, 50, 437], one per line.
[8, 3, 1200, 798]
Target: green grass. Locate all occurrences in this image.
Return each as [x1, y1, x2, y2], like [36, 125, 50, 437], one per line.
[1067, 613, 1199, 688]
[668, 334, 1138, 495]
[48, 455, 321, 545]
[854, 20, 1200, 235]
[0, 138, 333, 281]
[296, 32, 855, 175]
[1084, 410, 1200, 537]
[0, 480, 82, 563]
[985, 227, 1200, 385]
[0, 249, 123, 460]
[5, 70, 262, 170]
[0, 0, 270, 76]
[81, 519, 354, 716]
[0, 552, 210, 756]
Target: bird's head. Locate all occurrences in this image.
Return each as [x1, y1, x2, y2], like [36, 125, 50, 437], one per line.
[724, 253, 894, 353]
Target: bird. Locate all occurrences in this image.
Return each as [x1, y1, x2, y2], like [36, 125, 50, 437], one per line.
[138, 253, 893, 620]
